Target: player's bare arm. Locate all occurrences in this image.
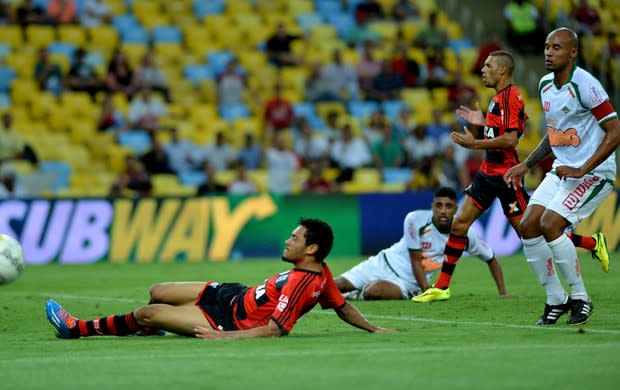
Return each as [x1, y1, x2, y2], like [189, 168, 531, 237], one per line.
[486, 257, 508, 297]
[336, 302, 392, 333]
[409, 249, 429, 291]
[194, 319, 282, 340]
[504, 135, 551, 188]
[556, 117, 620, 179]
[451, 127, 518, 150]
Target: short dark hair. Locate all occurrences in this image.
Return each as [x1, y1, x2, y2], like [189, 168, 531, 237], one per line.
[298, 218, 334, 263]
[434, 186, 457, 200]
[489, 50, 515, 75]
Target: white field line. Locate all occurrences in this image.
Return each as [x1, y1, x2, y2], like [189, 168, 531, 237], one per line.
[11, 291, 620, 335]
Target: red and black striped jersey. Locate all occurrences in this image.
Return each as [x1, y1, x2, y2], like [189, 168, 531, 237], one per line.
[232, 263, 345, 335]
[480, 84, 527, 176]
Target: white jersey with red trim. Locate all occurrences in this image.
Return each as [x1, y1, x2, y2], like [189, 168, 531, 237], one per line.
[383, 210, 494, 282]
[539, 65, 618, 179]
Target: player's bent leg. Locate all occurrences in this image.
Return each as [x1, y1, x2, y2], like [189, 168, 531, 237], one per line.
[149, 282, 209, 305]
[451, 196, 482, 236]
[334, 276, 357, 293]
[518, 204, 546, 239]
[363, 280, 404, 300]
[134, 304, 212, 337]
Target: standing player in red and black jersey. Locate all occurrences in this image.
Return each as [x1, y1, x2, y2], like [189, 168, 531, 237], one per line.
[45, 218, 389, 340]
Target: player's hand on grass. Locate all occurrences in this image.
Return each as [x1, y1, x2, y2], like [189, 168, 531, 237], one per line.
[456, 102, 485, 126]
[194, 326, 221, 340]
[373, 327, 394, 334]
[555, 165, 585, 179]
[503, 163, 528, 189]
[451, 126, 477, 148]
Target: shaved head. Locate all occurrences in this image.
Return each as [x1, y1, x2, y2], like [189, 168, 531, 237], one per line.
[548, 27, 579, 49]
[488, 50, 515, 76]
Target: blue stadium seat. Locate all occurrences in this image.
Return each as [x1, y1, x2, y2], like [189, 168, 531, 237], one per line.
[382, 168, 412, 184]
[205, 51, 235, 75]
[183, 64, 214, 85]
[111, 14, 140, 32]
[0, 93, 11, 109]
[152, 26, 183, 43]
[193, 0, 225, 19]
[316, 1, 343, 16]
[296, 13, 324, 33]
[448, 38, 475, 54]
[294, 102, 324, 129]
[382, 100, 405, 121]
[178, 170, 206, 187]
[0, 66, 16, 93]
[324, 13, 355, 38]
[120, 26, 150, 44]
[349, 100, 379, 120]
[48, 42, 77, 60]
[117, 130, 152, 155]
[219, 103, 250, 121]
[0, 43, 11, 59]
[40, 161, 72, 192]
[32, 0, 50, 9]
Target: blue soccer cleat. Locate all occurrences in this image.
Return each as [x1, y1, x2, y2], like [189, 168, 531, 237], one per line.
[46, 299, 79, 339]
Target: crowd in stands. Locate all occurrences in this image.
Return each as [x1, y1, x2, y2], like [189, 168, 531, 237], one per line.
[0, 0, 618, 199]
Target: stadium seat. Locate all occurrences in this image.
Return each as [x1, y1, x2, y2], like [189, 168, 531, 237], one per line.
[219, 103, 251, 122]
[88, 25, 119, 49]
[295, 13, 324, 33]
[39, 161, 72, 192]
[152, 26, 183, 43]
[178, 170, 207, 188]
[117, 130, 153, 155]
[58, 25, 87, 47]
[205, 51, 235, 75]
[25, 25, 56, 47]
[48, 41, 77, 60]
[183, 64, 214, 85]
[381, 100, 406, 121]
[0, 67, 16, 93]
[119, 26, 150, 44]
[349, 101, 380, 121]
[0, 93, 10, 109]
[0, 26, 23, 47]
[383, 167, 413, 184]
[193, 0, 225, 19]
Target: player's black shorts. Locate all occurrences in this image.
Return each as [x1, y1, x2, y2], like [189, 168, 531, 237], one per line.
[465, 171, 530, 220]
[195, 282, 248, 331]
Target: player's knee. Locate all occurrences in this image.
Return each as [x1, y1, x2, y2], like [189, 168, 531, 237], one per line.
[134, 305, 158, 327]
[148, 283, 166, 303]
[451, 218, 469, 236]
[518, 217, 539, 238]
[363, 281, 401, 300]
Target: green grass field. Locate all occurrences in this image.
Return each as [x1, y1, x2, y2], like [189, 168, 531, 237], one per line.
[1, 253, 619, 390]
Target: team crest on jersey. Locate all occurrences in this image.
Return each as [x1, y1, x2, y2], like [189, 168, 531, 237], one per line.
[561, 105, 570, 113]
[508, 202, 519, 213]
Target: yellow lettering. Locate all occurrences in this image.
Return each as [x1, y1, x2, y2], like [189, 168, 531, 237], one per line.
[160, 198, 209, 262]
[575, 192, 619, 251]
[209, 195, 277, 260]
[109, 199, 180, 263]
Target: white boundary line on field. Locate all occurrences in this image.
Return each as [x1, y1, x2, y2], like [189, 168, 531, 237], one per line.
[16, 291, 620, 335]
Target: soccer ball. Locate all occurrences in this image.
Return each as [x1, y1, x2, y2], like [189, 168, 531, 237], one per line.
[0, 233, 25, 285]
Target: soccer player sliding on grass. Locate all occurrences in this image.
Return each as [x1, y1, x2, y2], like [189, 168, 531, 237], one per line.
[46, 218, 390, 340]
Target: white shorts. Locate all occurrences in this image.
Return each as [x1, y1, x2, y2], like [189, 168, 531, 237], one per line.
[529, 172, 614, 225]
[338, 253, 420, 299]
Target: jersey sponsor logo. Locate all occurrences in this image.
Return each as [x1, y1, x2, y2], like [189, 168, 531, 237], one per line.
[547, 126, 581, 147]
[589, 86, 605, 106]
[484, 126, 496, 138]
[508, 201, 519, 214]
[421, 241, 431, 250]
[275, 271, 290, 289]
[408, 222, 417, 240]
[561, 175, 601, 211]
[544, 101, 550, 112]
[276, 295, 289, 312]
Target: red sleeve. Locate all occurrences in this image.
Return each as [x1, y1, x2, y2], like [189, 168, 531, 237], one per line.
[505, 88, 524, 131]
[270, 273, 316, 334]
[318, 275, 346, 310]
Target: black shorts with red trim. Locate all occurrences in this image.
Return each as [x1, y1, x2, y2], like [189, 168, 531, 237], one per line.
[195, 282, 248, 331]
[464, 171, 530, 220]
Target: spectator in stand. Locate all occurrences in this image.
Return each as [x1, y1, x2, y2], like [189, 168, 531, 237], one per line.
[34, 47, 63, 96]
[405, 156, 440, 191]
[367, 60, 406, 102]
[80, 0, 110, 28]
[264, 82, 294, 138]
[404, 125, 438, 167]
[503, 0, 542, 54]
[391, 106, 416, 140]
[46, 0, 77, 25]
[305, 62, 341, 103]
[136, 50, 170, 103]
[572, 0, 601, 36]
[162, 127, 196, 175]
[237, 132, 263, 170]
[201, 130, 236, 172]
[216, 58, 245, 108]
[228, 163, 258, 195]
[472, 32, 504, 76]
[356, 41, 382, 96]
[391, 0, 420, 22]
[0, 0, 12, 24]
[330, 123, 372, 183]
[426, 108, 452, 141]
[0, 113, 25, 163]
[65, 48, 101, 101]
[448, 72, 478, 112]
[113, 154, 152, 197]
[196, 162, 228, 196]
[362, 109, 390, 147]
[606, 30, 620, 57]
[266, 22, 303, 67]
[322, 49, 360, 102]
[323, 110, 341, 142]
[371, 124, 405, 171]
[294, 119, 329, 166]
[303, 159, 338, 194]
[425, 49, 450, 90]
[0, 164, 28, 198]
[354, 0, 385, 25]
[106, 50, 139, 98]
[437, 143, 462, 190]
[265, 132, 299, 194]
[15, 0, 46, 27]
[128, 86, 168, 133]
[460, 149, 484, 188]
[97, 93, 126, 132]
[140, 135, 173, 175]
[391, 43, 421, 87]
[345, 17, 381, 47]
[415, 11, 448, 51]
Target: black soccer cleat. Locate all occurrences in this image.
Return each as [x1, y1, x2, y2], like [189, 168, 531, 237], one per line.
[535, 298, 572, 325]
[567, 299, 594, 325]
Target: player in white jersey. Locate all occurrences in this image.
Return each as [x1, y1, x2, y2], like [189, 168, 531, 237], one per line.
[334, 187, 507, 300]
[504, 28, 620, 325]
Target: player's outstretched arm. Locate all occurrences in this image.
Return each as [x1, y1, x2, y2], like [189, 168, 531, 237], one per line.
[194, 320, 282, 340]
[486, 257, 508, 297]
[409, 250, 429, 291]
[504, 135, 551, 188]
[335, 302, 391, 333]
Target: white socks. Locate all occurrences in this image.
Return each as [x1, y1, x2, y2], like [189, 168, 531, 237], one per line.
[522, 236, 568, 305]
[548, 234, 589, 301]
